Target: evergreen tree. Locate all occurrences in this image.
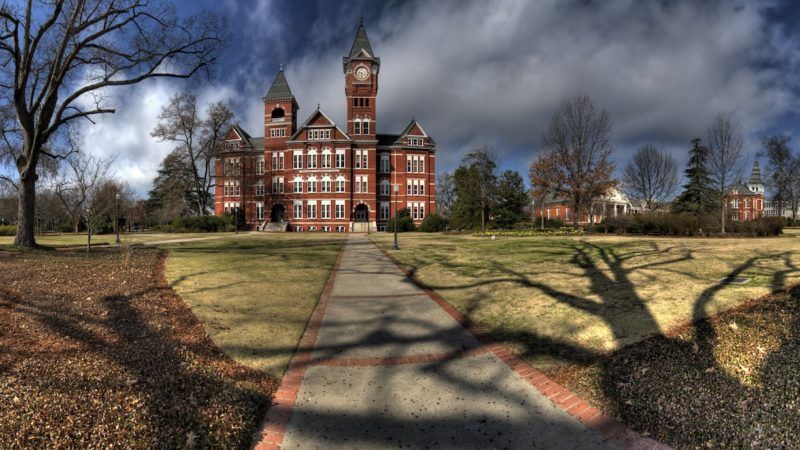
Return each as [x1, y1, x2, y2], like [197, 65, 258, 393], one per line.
[147, 149, 198, 224]
[672, 139, 716, 214]
[493, 170, 528, 228]
[450, 147, 497, 231]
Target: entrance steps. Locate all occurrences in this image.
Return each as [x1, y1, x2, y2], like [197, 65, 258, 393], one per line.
[259, 221, 288, 232]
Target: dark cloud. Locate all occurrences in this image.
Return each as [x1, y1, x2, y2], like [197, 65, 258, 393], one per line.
[80, 0, 800, 194]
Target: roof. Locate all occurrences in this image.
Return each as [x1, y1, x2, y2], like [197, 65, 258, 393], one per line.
[377, 134, 401, 146]
[349, 22, 374, 58]
[248, 137, 265, 150]
[230, 124, 252, 141]
[748, 161, 763, 185]
[287, 106, 352, 142]
[264, 69, 294, 101]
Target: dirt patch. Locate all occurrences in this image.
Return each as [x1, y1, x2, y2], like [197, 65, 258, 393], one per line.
[545, 285, 800, 448]
[0, 248, 279, 448]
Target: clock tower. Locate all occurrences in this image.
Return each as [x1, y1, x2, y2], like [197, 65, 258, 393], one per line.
[343, 19, 380, 140]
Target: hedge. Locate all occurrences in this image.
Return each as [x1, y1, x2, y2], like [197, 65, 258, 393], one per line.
[598, 213, 784, 237]
[0, 225, 15, 236]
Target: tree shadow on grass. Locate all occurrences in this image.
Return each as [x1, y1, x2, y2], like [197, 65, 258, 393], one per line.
[401, 239, 800, 447]
[0, 249, 276, 448]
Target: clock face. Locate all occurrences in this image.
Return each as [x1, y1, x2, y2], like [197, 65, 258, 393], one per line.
[354, 66, 370, 81]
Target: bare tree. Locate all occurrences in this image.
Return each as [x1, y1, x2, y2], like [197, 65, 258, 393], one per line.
[53, 150, 113, 234]
[435, 171, 456, 217]
[760, 135, 793, 215]
[707, 114, 745, 233]
[622, 145, 679, 211]
[788, 155, 800, 223]
[151, 92, 233, 215]
[0, 1, 227, 247]
[530, 96, 617, 227]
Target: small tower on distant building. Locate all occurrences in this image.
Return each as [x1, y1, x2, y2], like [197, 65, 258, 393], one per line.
[747, 161, 764, 194]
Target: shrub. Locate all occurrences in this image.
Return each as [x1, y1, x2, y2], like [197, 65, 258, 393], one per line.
[419, 213, 448, 232]
[386, 208, 416, 232]
[0, 225, 16, 236]
[598, 213, 784, 237]
[474, 227, 584, 237]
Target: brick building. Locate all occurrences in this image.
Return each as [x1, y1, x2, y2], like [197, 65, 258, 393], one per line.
[724, 161, 764, 222]
[213, 21, 436, 232]
[534, 187, 633, 225]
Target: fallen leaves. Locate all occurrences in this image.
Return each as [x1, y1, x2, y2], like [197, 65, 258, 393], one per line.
[0, 249, 279, 448]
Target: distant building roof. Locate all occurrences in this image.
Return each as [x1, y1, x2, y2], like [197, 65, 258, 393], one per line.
[748, 161, 763, 186]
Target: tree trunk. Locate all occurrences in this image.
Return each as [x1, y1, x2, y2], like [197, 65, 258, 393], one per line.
[720, 196, 726, 234]
[14, 174, 37, 248]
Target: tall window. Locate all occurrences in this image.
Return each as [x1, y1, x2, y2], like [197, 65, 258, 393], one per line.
[256, 159, 265, 175]
[355, 150, 362, 169]
[361, 150, 368, 168]
[322, 177, 332, 193]
[321, 202, 331, 219]
[360, 176, 368, 194]
[380, 154, 390, 173]
[255, 181, 264, 196]
[380, 203, 390, 220]
[256, 203, 264, 220]
[354, 120, 361, 135]
[380, 179, 390, 196]
[293, 202, 302, 219]
[293, 177, 303, 193]
[293, 152, 303, 169]
[336, 176, 346, 193]
[307, 202, 317, 219]
[307, 150, 318, 169]
[335, 202, 345, 219]
[335, 150, 345, 168]
[307, 177, 317, 193]
[234, 181, 240, 196]
[272, 152, 284, 170]
[321, 149, 332, 168]
[362, 119, 370, 135]
[406, 156, 412, 172]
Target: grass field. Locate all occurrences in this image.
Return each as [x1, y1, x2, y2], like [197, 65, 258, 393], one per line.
[372, 232, 800, 365]
[163, 234, 345, 377]
[0, 232, 237, 247]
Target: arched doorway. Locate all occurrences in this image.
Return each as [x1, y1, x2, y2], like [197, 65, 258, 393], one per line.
[271, 204, 285, 222]
[354, 204, 369, 222]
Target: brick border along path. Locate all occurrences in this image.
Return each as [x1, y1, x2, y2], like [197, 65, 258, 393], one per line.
[252, 235, 671, 450]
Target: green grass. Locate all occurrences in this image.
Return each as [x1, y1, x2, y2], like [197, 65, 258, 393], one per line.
[372, 233, 800, 366]
[162, 234, 345, 377]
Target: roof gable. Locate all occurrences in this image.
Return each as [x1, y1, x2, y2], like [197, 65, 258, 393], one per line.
[288, 107, 351, 142]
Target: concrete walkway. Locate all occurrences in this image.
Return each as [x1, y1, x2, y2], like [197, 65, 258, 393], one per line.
[268, 235, 620, 449]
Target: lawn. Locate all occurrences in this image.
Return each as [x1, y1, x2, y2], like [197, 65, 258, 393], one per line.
[0, 231, 237, 248]
[163, 233, 345, 377]
[372, 232, 800, 447]
[371, 233, 800, 362]
[0, 247, 276, 448]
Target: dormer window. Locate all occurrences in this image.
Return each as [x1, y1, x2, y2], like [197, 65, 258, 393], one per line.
[408, 137, 423, 146]
[308, 129, 331, 140]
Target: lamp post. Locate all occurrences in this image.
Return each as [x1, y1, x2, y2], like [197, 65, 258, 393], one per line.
[114, 192, 121, 246]
[85, 206, 91, 253]
[392, 183, 399, 250]
[234, 206, 239, 234]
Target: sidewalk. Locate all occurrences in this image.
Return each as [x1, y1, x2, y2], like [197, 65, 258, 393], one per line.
[254, 235, 655, 449]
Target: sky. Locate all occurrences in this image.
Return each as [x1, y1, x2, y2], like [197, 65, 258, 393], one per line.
[74, 0, 800, 196]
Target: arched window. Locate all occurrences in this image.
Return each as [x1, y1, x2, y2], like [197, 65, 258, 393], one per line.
[362, 118, 370, 134]
[380, 179, 390, 196]
[271, 107, 285, 120]
[321, 176, 332, 193]
[335, 175, 346, 193]
[354, 119, 361, 135]
[307, 176, 318, 193]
